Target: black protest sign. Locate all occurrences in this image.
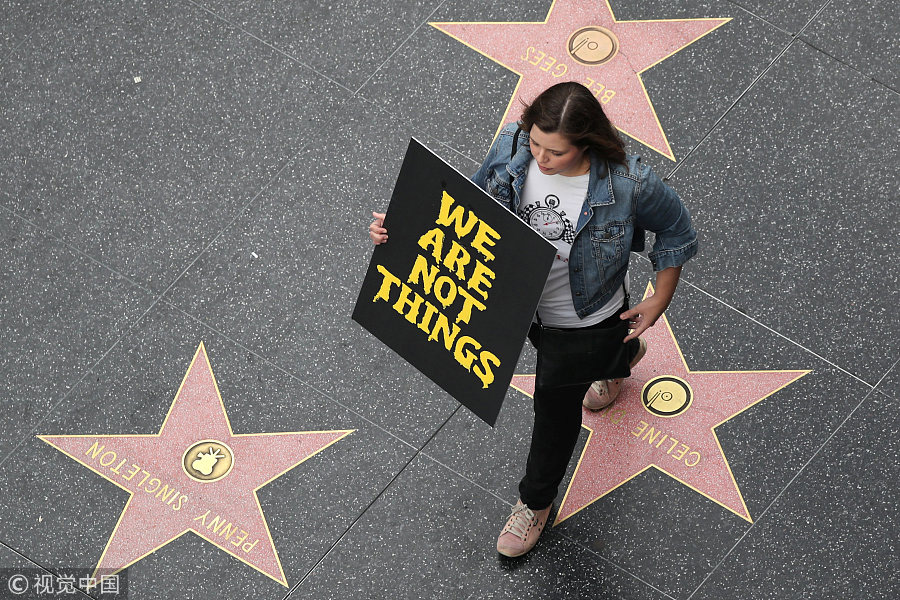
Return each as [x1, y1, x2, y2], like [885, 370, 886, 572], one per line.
[353, 139, 555, 426]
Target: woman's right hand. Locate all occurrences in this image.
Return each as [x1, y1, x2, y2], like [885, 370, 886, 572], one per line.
[369, 211, 388, 245]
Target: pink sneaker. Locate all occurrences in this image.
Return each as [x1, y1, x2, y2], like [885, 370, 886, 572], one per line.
[496, 500, 552, 557]
[583, 337, 648, 411]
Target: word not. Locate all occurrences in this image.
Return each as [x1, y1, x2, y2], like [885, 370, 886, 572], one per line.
[631, 420, 701, 467]
[193, 509, 259, 554]
[85, 442, 188, 510]
[520, 47, 617, 104]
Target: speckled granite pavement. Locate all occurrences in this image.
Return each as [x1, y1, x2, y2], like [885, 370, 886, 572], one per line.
[1, 1, 897, 599]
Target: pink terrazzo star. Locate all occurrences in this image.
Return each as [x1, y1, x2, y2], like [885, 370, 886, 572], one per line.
[510, 284, 808, 523]
[39, 343, 352, 587]
[431, 0, 731, 160]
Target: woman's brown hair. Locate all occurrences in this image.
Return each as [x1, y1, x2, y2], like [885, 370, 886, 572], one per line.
[519, 82, 626, 166]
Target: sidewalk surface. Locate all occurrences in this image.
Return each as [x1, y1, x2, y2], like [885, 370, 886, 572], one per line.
[1, 1, 897, 598]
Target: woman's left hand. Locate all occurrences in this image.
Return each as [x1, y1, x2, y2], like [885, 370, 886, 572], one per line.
[619, 295, 668, 342]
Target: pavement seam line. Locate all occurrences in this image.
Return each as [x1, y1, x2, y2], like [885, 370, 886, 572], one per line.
[686, 382, 880, 599]
[723, 0, 792, 35]
[351, 0, 450, 96]
[0, 0, 70, 67]
[344, 93, 483, 171]
[627, 253, 875, 386]
[0, 294, 168, 471]
[794, 37, 900, 96]
[0, 95, 355, 469]
[158, 297, 421, 453]
[554, 530, 679, 600]
[667, 37, 799, 179]
[281, 405, 463, 599]
[670, 0, 852, 179]
[678, 277, 875, 387]
[0, 541, 95, 599]
[416, 453, 678, 600]
[148, 85, 356, 305]
[181, 0, 355, 95]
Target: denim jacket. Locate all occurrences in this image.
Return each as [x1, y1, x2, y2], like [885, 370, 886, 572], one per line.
[472, 124, 698, 319]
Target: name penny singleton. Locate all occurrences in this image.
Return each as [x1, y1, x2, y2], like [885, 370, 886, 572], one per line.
[85, 442, 188, 510]
[84, 441, 262, 555]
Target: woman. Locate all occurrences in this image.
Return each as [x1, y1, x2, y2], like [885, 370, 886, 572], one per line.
[369, 82, 697, 557]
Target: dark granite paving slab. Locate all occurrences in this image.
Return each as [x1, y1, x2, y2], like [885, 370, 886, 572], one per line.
[359, 0, 790, 167]
[287, 454, 673, 600]
[690, 388, 899, 600]
[669, 40, 900, 382]
[166, 96, 475, 448]
[729, 0, 827, 34]
[0, 302, 414, 599]
[802, 0, 900, 91]
[422, 257, 873, 598]
[191, 0, 446, 90]
[0, 0, 61, 58]
[0, 544, 52, 599]
[0, 542, 41, 569]
[0, 0, 346, 294]
[356, 0, 554, 162]
[596, 0, 794, 166]
[0, 210, 153, 460]
[0, 544, 106, 600]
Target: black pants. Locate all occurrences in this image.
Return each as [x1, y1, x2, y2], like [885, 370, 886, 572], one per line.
[518, 305, 637, 510]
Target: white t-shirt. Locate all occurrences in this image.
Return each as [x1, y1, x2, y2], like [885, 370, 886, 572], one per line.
[519, 158, 626, 328]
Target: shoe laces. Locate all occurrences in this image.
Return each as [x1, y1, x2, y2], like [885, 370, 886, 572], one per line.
[503, 503, 536, 540]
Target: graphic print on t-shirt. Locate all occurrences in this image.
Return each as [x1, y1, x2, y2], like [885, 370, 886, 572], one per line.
[520, 194, 576, 244]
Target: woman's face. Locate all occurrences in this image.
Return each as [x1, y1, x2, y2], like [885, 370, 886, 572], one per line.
[528, 125, 589, 177]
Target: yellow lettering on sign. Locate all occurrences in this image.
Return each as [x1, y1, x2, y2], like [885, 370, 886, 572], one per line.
[443, 240, 472, 279]
[435, 191, 478, 239]
[392, 283, 425, 323]
[454, 287, 486, 324]
[408, 254, 438, 292]
[373, 264, 401, 303]
[473, 351, 500, 389]
[434, 191, 501, 262]
[467, 261, 495, 300]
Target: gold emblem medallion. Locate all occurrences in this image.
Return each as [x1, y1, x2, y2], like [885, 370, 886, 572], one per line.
[567, 26, 619, 66]
[183, 439, 234, 483]
[641, 376, 692, 418]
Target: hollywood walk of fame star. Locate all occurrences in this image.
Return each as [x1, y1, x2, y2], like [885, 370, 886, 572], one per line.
[509, 284, 809, 523]
[431, 0, 731, 160]
[38, 343, 353, 587]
